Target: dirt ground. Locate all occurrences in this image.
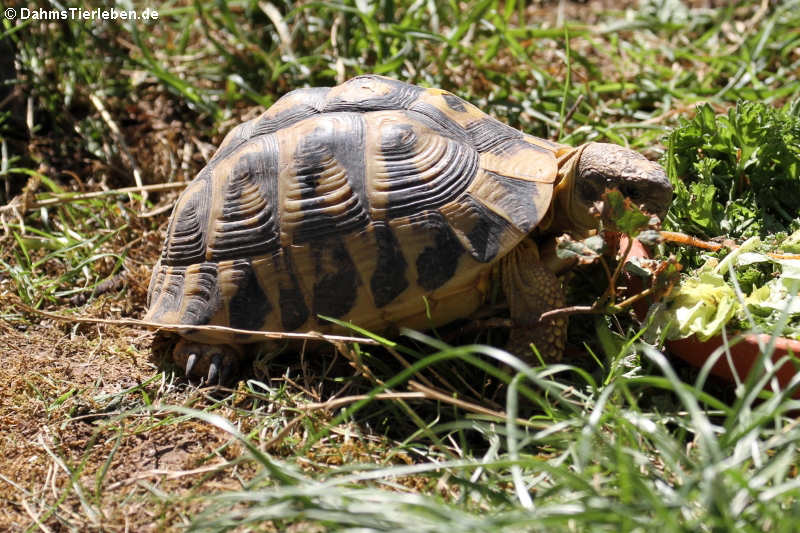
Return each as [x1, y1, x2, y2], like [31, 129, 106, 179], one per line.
[0, 292, 236, 529]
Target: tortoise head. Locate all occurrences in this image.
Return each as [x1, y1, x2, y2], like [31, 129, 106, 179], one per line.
[555, 142, 672, 232]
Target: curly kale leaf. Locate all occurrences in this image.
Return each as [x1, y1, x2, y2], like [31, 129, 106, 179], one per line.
[664, 100, 800, 241]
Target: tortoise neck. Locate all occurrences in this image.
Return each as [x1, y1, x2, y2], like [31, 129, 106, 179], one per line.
[549, 143, 594, 234]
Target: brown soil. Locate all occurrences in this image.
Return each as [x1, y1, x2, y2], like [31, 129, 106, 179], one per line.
[0, 296, 251, 530]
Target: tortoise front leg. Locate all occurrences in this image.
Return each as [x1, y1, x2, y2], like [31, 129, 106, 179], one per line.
[500, 238, 567, 363]
[172, 339, 244, 385]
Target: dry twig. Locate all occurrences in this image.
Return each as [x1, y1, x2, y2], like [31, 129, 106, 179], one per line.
[88, 93, 147, 210]
[9, 298, 380, 346]
[0, 181, 189, 214]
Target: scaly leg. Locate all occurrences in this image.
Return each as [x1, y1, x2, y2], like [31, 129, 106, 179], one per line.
[501, 238, 567, 363]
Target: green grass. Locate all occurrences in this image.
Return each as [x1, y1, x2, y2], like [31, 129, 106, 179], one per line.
[34, 337, 800, 532]
[2, 0, 800, 531]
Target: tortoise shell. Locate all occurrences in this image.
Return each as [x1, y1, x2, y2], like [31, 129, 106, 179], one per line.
[146, 75, 572, 343]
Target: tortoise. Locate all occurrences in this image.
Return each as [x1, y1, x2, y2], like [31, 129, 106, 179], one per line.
[146, 75, 672, 383]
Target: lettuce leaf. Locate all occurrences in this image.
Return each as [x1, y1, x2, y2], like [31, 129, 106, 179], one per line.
[649, 260, 737, 341]
[647, 251, 800, 341]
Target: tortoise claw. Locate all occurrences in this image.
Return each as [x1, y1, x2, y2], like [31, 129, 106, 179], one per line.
[172, 340, 243, 385]
[185, 353, 199, 377]
[207, 354, 222, 385]
[220, 362, 234, 386]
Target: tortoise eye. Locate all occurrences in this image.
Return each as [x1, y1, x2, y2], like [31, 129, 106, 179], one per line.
[621, 184, 642, 200]
[577, 179, 601, 202]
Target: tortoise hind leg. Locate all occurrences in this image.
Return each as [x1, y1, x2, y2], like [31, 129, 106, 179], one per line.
[501, 239, 567, 363]
[173, 339, 245, 385]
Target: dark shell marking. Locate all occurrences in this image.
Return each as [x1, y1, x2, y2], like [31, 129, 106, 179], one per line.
[311, 237, 362, 322]
[180, 262, 220, 326]
[227, 259, 273, 331]
[443, 193, 514, 263]
[442, 93, 466, 112]
[370, 222, 409, 308]
[284, 113, 370, 243]
[162, 178, 211, 266]
[146, 75, 558, 341]
[413, 212, 464, 291]
[375, 112, 478, 219]
[208, 138, 281, 261]
[274, 250, 311, 330]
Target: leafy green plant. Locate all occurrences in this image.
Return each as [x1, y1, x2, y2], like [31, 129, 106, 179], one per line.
[665, 100, 800, 240]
